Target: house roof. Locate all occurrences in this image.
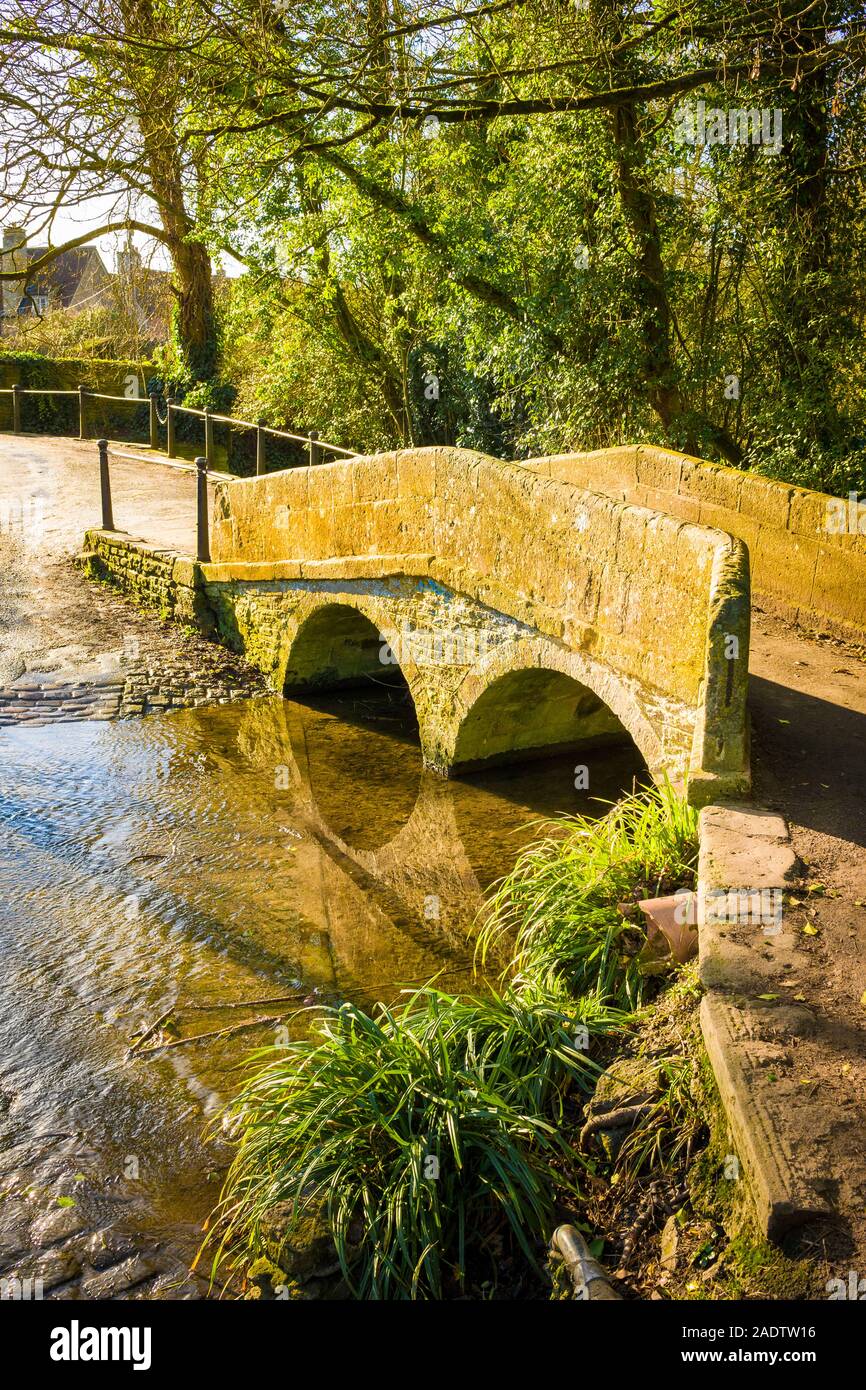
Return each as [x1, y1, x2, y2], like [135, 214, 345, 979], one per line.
[8, 244, 109, 308]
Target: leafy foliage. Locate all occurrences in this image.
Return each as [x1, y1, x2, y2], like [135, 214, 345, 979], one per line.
[3, 3, 865, 487]
[478, 780, 700, 1006]
[210, 984, 622, 1299]
[4, 3, 864, 484]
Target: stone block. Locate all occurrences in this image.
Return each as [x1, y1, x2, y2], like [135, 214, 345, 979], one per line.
[637, 486, 700, 522]
[739, 474, 792, 530]
[698, 500, 756, 553]
[751, 528, 818, 610]
[311, 459, 352, 511]
[679, 458, 743, 512]
[789, 487, 834, 541]
[810, 547, 866, 630]
[396, 449, 436, 500]
[353, 454, 398, 505]
[635, 445, 683, 497]
[699, 802, 799, 892]
[303, 505, 336, 560]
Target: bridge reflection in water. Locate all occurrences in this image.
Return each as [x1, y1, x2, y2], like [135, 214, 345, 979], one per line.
[235, 688, 648, 1003]
[0, 690, 645, 1249]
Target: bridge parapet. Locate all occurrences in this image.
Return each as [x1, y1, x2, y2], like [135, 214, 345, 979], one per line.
[525, 444, 866, 642]
[205, 447, 749, 800]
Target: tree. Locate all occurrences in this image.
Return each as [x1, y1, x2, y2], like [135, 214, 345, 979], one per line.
[171, 0, 864, 465]
[0, 0, 216, 377]
[2, 0, 865, 483]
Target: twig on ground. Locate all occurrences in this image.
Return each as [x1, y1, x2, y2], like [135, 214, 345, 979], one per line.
[179, 992, 307, 1012]
[137, 1011, 305, 1055]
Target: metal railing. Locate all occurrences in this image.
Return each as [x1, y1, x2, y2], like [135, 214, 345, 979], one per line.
[97, 438, 213, 563]
[0, 384, 356, 472]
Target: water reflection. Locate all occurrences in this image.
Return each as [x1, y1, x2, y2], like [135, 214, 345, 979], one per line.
[0, 691, 645, 1240]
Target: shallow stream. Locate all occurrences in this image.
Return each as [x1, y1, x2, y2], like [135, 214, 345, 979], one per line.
[0, 689, 643, 1289]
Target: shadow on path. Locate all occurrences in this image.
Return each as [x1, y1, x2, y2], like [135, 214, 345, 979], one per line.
[749, 672, 866, 849]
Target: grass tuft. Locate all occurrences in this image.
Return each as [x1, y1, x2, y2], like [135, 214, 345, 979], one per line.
[478, 779, 700, 1010]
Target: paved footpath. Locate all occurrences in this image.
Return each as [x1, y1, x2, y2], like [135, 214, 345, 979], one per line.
[748, 607, 866, 1266]
[0, 434, 264, 716]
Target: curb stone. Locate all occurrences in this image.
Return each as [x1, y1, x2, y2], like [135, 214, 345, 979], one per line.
[698, 802, 835, 1239]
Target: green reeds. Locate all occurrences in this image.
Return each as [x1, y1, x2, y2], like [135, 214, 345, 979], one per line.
[478, 779, 700, 1010]
[208, 985, 627, 1299]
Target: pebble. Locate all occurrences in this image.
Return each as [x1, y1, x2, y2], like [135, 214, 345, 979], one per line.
[80, 1227, 138, 1272]
[30, 1204, 88, 1246]
[80, 1254, 160, 1299]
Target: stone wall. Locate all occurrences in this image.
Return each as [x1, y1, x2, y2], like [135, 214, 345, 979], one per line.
[0, 355, 150, 394]
[82, 532, 214, 633]
[525, 445, 866, 642]
[0, 356, 153, 435]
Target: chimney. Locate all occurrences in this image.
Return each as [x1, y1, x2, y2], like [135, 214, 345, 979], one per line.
[2, 225, 26, 253]
[116, 235, 142, 277]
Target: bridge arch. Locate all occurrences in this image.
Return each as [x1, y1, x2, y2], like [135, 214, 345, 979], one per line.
[280, 598, 427, 700]
[281, 601, 390, 692]
[447, 637, 663, 778]
[276, 600, 666, 782]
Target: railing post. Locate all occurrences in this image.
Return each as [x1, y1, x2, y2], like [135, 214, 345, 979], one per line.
[256, 418, 267, 476]
[196, 455, 210, 563]
[149, 391, 159, 450]
[204, 409, 214, 468]
[78, 383, 87, 440]
[98, 439, 114, 531]
[166, 397, 176, 457]
[308, 429, 321, 468]
[11, 383, 21, 434]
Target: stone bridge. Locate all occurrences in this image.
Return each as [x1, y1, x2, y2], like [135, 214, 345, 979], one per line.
[65, 435, 866, 1250]
[155, 444, 749, 801]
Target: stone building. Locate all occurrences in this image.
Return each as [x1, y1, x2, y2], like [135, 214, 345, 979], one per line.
[0, 225, 112, 330]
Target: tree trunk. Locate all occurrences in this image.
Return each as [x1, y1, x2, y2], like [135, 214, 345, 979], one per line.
[598, 1, 743, 464]
[775, 7, 840, 448]
[120, 0, 215, 380]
